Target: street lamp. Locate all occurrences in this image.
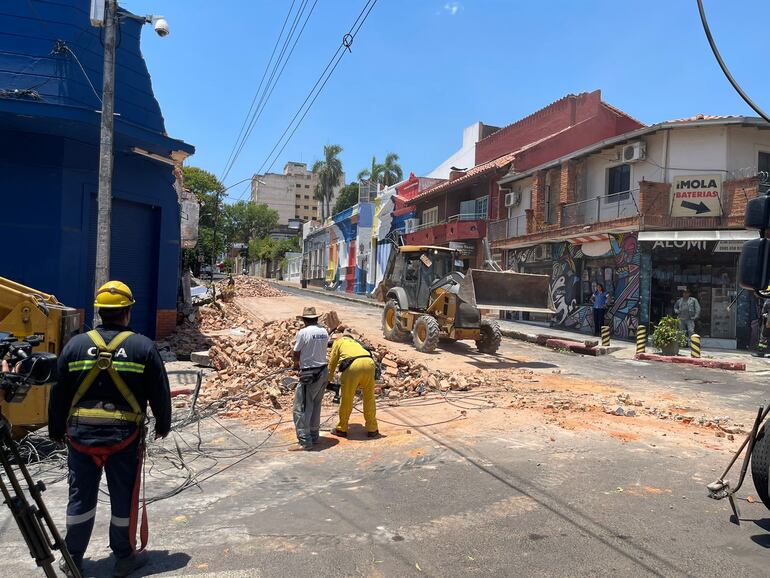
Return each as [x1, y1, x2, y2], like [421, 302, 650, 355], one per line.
[89, 0, 169, 326]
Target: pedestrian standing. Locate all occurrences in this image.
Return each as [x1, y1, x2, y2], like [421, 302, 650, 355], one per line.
[591, 283, 608, 337]
[327, 331, 379, 439]
[48, 281, 171, 577]
[291, 306, 329, 450]
[674, 288, 701, 339]
[753, 298, 770, 357]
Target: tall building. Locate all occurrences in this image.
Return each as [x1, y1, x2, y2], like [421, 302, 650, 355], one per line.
[251, 161, 344, 224]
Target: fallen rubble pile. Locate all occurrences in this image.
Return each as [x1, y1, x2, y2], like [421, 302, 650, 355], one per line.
[217, 275, 285, 298]
[191, 309, 491, 417]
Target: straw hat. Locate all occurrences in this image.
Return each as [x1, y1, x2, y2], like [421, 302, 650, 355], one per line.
[298, 306, 321, 319]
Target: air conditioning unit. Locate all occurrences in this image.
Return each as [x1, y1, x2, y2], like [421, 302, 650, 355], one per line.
[404, 218, 419, 233]
[504, 191, 522, 207]
[621, 141, 646, 163]
[533, 244, 552, 261]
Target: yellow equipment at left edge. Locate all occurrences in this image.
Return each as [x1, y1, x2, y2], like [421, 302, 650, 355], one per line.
[0, 277, 80, 438]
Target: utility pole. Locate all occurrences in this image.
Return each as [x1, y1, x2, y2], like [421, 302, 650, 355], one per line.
[93, 0, 117, 326]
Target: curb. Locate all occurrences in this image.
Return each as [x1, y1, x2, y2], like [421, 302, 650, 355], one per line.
[500, 328, 611, 355]
[635, 352, 746, 371]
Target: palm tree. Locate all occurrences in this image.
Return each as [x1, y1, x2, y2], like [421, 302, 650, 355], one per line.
[312, 144, 344, 220]
[357, 156, 382, 183]
[379, 152, 403, 187]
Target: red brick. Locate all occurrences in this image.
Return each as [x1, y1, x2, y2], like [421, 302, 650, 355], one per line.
[156, 309, 177, 339]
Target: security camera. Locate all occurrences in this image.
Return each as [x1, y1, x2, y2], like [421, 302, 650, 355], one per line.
[150, 16, 169, 37]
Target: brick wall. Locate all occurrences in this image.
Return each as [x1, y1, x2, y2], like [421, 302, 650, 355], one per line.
[639, 178, 758, 229]
[156, 309, 177, 339]
[724, 177, 759, 226]
[559, 160, 577, 205]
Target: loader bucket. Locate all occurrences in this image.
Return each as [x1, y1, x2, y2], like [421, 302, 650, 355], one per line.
[457, 269, 555, 313]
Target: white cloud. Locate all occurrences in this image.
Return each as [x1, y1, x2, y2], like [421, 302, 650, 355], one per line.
[443, 2, 463, 16]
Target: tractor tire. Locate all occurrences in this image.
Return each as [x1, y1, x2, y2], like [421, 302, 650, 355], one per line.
[477, 320, 502, 354]
[382, 299, 409, 342]
[752, 424, 770, 509]
[413, 315, 440, 353]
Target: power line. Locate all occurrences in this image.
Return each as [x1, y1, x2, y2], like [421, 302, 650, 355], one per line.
[696, 0, 770, 125]
[219, 0, 297, 182]
[235, 0, 379, 201]
[220, 0, 317, 184]
[223, 0, 319, 184]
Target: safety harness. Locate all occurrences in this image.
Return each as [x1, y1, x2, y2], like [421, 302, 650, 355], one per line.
[66, 329, 149, 552]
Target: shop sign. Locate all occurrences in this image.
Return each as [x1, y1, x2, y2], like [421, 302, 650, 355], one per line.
[449, 241, 475, 256]
[670, 174, 723, 217]
[714, 240, 745, 253]
[651, 240, 709, 252]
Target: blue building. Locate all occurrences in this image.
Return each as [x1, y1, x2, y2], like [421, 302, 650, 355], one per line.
[0, 1, 194, 337]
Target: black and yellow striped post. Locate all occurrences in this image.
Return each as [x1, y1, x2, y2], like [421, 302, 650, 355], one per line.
[690, 334, 701, 358]
[636, 326, 647, 354]
[601, 325, 611, 347]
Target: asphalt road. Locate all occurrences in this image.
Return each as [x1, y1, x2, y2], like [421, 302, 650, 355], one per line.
[3, 401, 770, 578]
[4, 285, 770, 577]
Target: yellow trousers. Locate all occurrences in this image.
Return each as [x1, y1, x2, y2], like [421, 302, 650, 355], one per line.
[336, 358, 378, 433]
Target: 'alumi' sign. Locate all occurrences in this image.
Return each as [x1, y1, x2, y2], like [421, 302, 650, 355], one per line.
[670, 174, 723, 217]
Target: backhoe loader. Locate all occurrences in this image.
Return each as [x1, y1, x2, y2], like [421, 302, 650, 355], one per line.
[0, 278, 79, 438]
[374, 245, 553, 354]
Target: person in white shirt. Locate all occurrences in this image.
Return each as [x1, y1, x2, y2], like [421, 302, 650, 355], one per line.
[291, 306, 329, 450]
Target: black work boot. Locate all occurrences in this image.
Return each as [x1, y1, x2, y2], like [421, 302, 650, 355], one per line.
[113, 551, 148, 577]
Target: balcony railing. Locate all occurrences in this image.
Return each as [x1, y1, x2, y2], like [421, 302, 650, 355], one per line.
[448, 212, 487, 222]
[488, 214, 528, 241]
[561, 189, 640, 228]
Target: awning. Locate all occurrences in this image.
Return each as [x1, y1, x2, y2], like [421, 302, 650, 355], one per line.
[638, 230, 758, 242]
[567, 233, 610, 244]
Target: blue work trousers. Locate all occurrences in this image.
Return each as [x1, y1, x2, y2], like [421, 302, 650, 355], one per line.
[293, 366, 328, 447]
[64, 438, 139, 564]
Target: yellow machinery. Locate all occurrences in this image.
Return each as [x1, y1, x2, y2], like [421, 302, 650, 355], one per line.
[0, 277, 80, 437]
[375, 245, 554, 353]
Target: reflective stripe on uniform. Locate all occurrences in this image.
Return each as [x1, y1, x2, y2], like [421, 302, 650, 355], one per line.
[69, 360, 96, 372]
[112, 361, 145, 373]
[70, 407, 144, 424]
[110, 515, 130, 528]
[69, 360, 144, 373]
[67, 507, 97, 526]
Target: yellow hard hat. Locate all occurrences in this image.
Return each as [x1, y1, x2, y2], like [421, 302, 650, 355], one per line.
[94, 280, 135, 309]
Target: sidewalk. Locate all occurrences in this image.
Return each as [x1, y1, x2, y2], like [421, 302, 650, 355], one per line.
[269, 279, 767, 370]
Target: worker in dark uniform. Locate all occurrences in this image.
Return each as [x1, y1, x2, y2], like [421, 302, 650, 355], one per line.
[49, 281, 171, 577]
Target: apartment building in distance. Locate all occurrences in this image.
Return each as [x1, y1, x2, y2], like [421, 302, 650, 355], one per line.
[251, 161, 344, 224]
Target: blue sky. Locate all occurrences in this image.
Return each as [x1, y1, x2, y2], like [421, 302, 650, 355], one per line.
[123, 0, 766, 202]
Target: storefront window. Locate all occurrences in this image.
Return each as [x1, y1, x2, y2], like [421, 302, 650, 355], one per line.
[649, 241, 738, 340]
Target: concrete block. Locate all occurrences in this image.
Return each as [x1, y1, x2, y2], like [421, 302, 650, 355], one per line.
[190, 350, 212, 367]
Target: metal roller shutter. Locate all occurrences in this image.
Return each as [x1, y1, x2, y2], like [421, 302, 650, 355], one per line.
[88, 197, 160, 337]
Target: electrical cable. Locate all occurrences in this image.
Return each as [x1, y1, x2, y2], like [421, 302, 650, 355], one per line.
[233, 0, 379, 201]
[223, 0, 319, 186]
[219, 0, 299, 182]
[696, 0, 770, 125]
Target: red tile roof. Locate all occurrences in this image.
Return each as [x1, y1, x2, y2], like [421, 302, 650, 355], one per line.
[408, 152, 516, 204]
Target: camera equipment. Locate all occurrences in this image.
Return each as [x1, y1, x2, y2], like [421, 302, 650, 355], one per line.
[326, 382, 341, 404]
[0, 333, 80, 577]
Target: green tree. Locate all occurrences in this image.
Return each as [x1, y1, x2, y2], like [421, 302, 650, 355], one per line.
[357, 155, 382, 183]
[225, 202, 278, 246]
[379, 152, 403, 186]
[183, 166, 222, 229]
[333, 183, 359, 215]
[312, 144, 344, 221]
[181, 166, 224, 272]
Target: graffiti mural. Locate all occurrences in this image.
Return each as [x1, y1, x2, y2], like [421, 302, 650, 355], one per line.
[507, 233, 641, 338]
